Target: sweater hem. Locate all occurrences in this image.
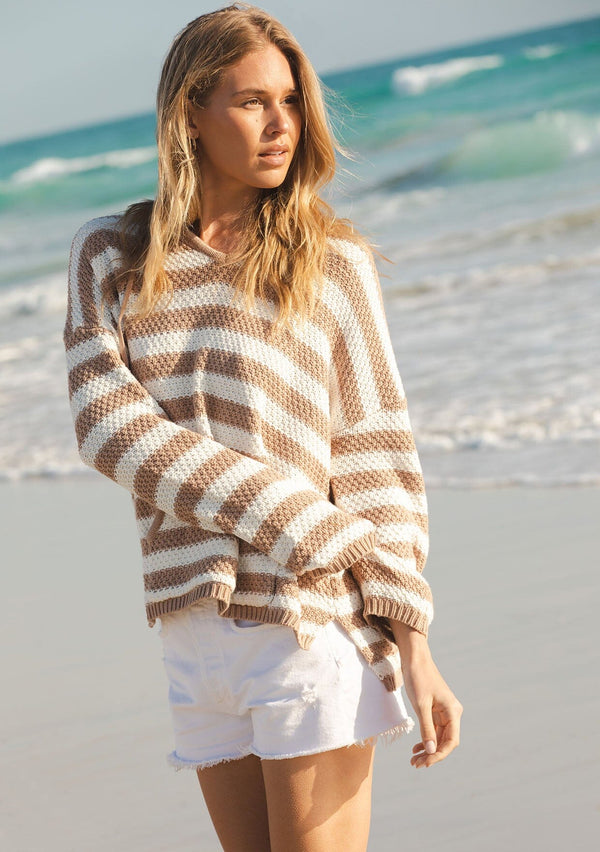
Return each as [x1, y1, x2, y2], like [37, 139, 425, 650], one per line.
[146, 582, 234, 627]
[147, 587, 307, 631]
[218, 601, 302, 629]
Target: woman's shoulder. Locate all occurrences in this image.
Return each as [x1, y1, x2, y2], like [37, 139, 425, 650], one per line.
[68, 214, 128, 299]
[324, 235, 380, 304]
[326, 235, 374, 267]
[70, 213, 124, 259]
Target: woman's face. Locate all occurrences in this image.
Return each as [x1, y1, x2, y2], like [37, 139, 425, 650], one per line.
[188, 44, 303, 201]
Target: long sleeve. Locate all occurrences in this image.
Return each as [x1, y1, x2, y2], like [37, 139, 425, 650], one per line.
[63, 223, 376, 578]
[327, 240, 434, 635]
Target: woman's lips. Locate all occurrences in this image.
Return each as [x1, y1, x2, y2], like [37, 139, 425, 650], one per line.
[259, 149, 288, 163]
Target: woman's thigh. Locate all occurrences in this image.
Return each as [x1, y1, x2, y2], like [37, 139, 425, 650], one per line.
[261, 742, 376, 852]
[196, 754, 271, 852]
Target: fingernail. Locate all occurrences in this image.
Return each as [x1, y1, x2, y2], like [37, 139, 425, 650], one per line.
[425, 740, 436, 754]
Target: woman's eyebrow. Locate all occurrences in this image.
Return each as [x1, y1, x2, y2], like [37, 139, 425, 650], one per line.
[231, 87, 299, 96]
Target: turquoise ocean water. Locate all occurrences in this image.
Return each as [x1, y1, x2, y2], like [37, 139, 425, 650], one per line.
[0, 16, 598, 485]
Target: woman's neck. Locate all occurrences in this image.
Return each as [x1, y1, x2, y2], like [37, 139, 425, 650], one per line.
[197, 216, 241, 254]
[197, 185, 259, 253]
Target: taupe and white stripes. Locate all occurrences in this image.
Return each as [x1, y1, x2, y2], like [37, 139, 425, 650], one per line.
[63, 215, 434, 692]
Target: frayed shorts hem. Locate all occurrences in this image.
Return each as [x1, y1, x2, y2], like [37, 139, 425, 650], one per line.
[166, 716, 415, 772]
[167, 748, 255, 771]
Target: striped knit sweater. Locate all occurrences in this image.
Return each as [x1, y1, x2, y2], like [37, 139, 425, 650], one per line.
[63, 215, 433, 692]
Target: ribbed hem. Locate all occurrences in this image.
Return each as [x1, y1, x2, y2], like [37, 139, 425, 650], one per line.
[217, 602, 301, 629]
[298, 530, 378, 579]
[363, 598, 430, 638]
[146, 582, 233, 627]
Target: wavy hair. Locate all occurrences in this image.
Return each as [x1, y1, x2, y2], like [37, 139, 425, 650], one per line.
[118, 3, 371, 328]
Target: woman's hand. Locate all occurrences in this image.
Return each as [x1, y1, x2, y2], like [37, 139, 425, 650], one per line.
[389, 619, 463, 769]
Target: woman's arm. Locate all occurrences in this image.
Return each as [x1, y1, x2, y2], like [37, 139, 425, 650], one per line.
[64, 221, 376, 578]
[390, 620, 463, 768]
[327, 239, 433, 634]
[327, 240, 462, 766]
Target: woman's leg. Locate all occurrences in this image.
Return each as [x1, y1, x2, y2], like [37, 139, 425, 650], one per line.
[261, 742, 376, 852]
[196, 743, 375, 852]
[196, 754, 271, 851]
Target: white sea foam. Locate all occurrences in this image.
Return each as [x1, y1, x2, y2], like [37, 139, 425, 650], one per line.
[523, 44, 564, 61]
[383, 195, 600, 267]
[0, 274, 67, 319]
[10, 147, 157, 186]
[392, 54, 504, 96]
[383, 249, 600, 296]
[0, 464, 96, 483]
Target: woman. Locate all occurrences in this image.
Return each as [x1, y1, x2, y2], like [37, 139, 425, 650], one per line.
[63, 4, 462, 850]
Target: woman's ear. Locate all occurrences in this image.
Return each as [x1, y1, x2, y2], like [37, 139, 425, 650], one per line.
[187, 102, 203, 140]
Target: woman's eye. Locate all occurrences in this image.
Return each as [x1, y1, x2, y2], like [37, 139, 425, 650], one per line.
[242, 96, 299, 107]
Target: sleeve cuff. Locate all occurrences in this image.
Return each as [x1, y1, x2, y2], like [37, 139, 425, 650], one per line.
[293, 528, 378, 579]
[362, 597, 431, 638]
[349, 554, 434, 637]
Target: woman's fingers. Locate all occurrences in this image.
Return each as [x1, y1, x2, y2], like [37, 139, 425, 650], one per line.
[400, 650, 463, 769]
[410, 699, 463, 768]
[416, 699, 437, 756]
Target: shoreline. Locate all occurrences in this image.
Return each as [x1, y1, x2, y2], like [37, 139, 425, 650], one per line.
[2, 464, 599, 489]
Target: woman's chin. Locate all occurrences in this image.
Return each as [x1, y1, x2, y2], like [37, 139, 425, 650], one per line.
[252, 169, 292, 190]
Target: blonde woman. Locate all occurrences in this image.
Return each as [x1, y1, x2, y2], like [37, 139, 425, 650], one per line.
[63, 4, 462, 850]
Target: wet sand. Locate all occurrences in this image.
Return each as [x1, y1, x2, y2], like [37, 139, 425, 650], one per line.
[1, 477, 598, 850]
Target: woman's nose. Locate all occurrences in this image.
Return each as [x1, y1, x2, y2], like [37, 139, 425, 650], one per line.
[266, 105, 289, 134]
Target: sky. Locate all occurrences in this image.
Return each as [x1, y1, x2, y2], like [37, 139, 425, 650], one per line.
[2, 0, 599, 143]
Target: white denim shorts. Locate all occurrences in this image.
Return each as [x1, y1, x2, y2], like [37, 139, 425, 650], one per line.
[158, 600, 415, 770]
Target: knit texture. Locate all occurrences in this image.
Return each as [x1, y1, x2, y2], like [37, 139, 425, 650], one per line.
[63, 215, 433, 692]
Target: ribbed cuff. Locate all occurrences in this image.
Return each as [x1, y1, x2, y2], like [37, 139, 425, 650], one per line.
[296, 529, 378, 579]
[363, 597, 431, 638]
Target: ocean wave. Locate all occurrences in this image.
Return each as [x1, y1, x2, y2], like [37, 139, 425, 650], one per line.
[417, 422, 600, 452]
[1, 463, 596, 487]
[385, 249, 600, 297]
[423, 473, 600, 488]
[391, 54, 504, 96]
[0, 274, 67, 319]
[369, 109, 600, 190]
[9, 146, 157, 186]
[522, 43, 564, 61]
[443, 109, 600, 178]
[383, 196, 600, 267]
[0, 464, 96, 483]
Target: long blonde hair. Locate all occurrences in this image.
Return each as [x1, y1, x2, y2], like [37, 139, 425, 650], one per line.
[118, 3, 371, 327]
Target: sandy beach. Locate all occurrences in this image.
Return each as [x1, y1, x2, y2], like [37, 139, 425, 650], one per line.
[1, 476, 597, 851]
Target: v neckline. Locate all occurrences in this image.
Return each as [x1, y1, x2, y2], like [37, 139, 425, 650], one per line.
[183, 226, 230, 262]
